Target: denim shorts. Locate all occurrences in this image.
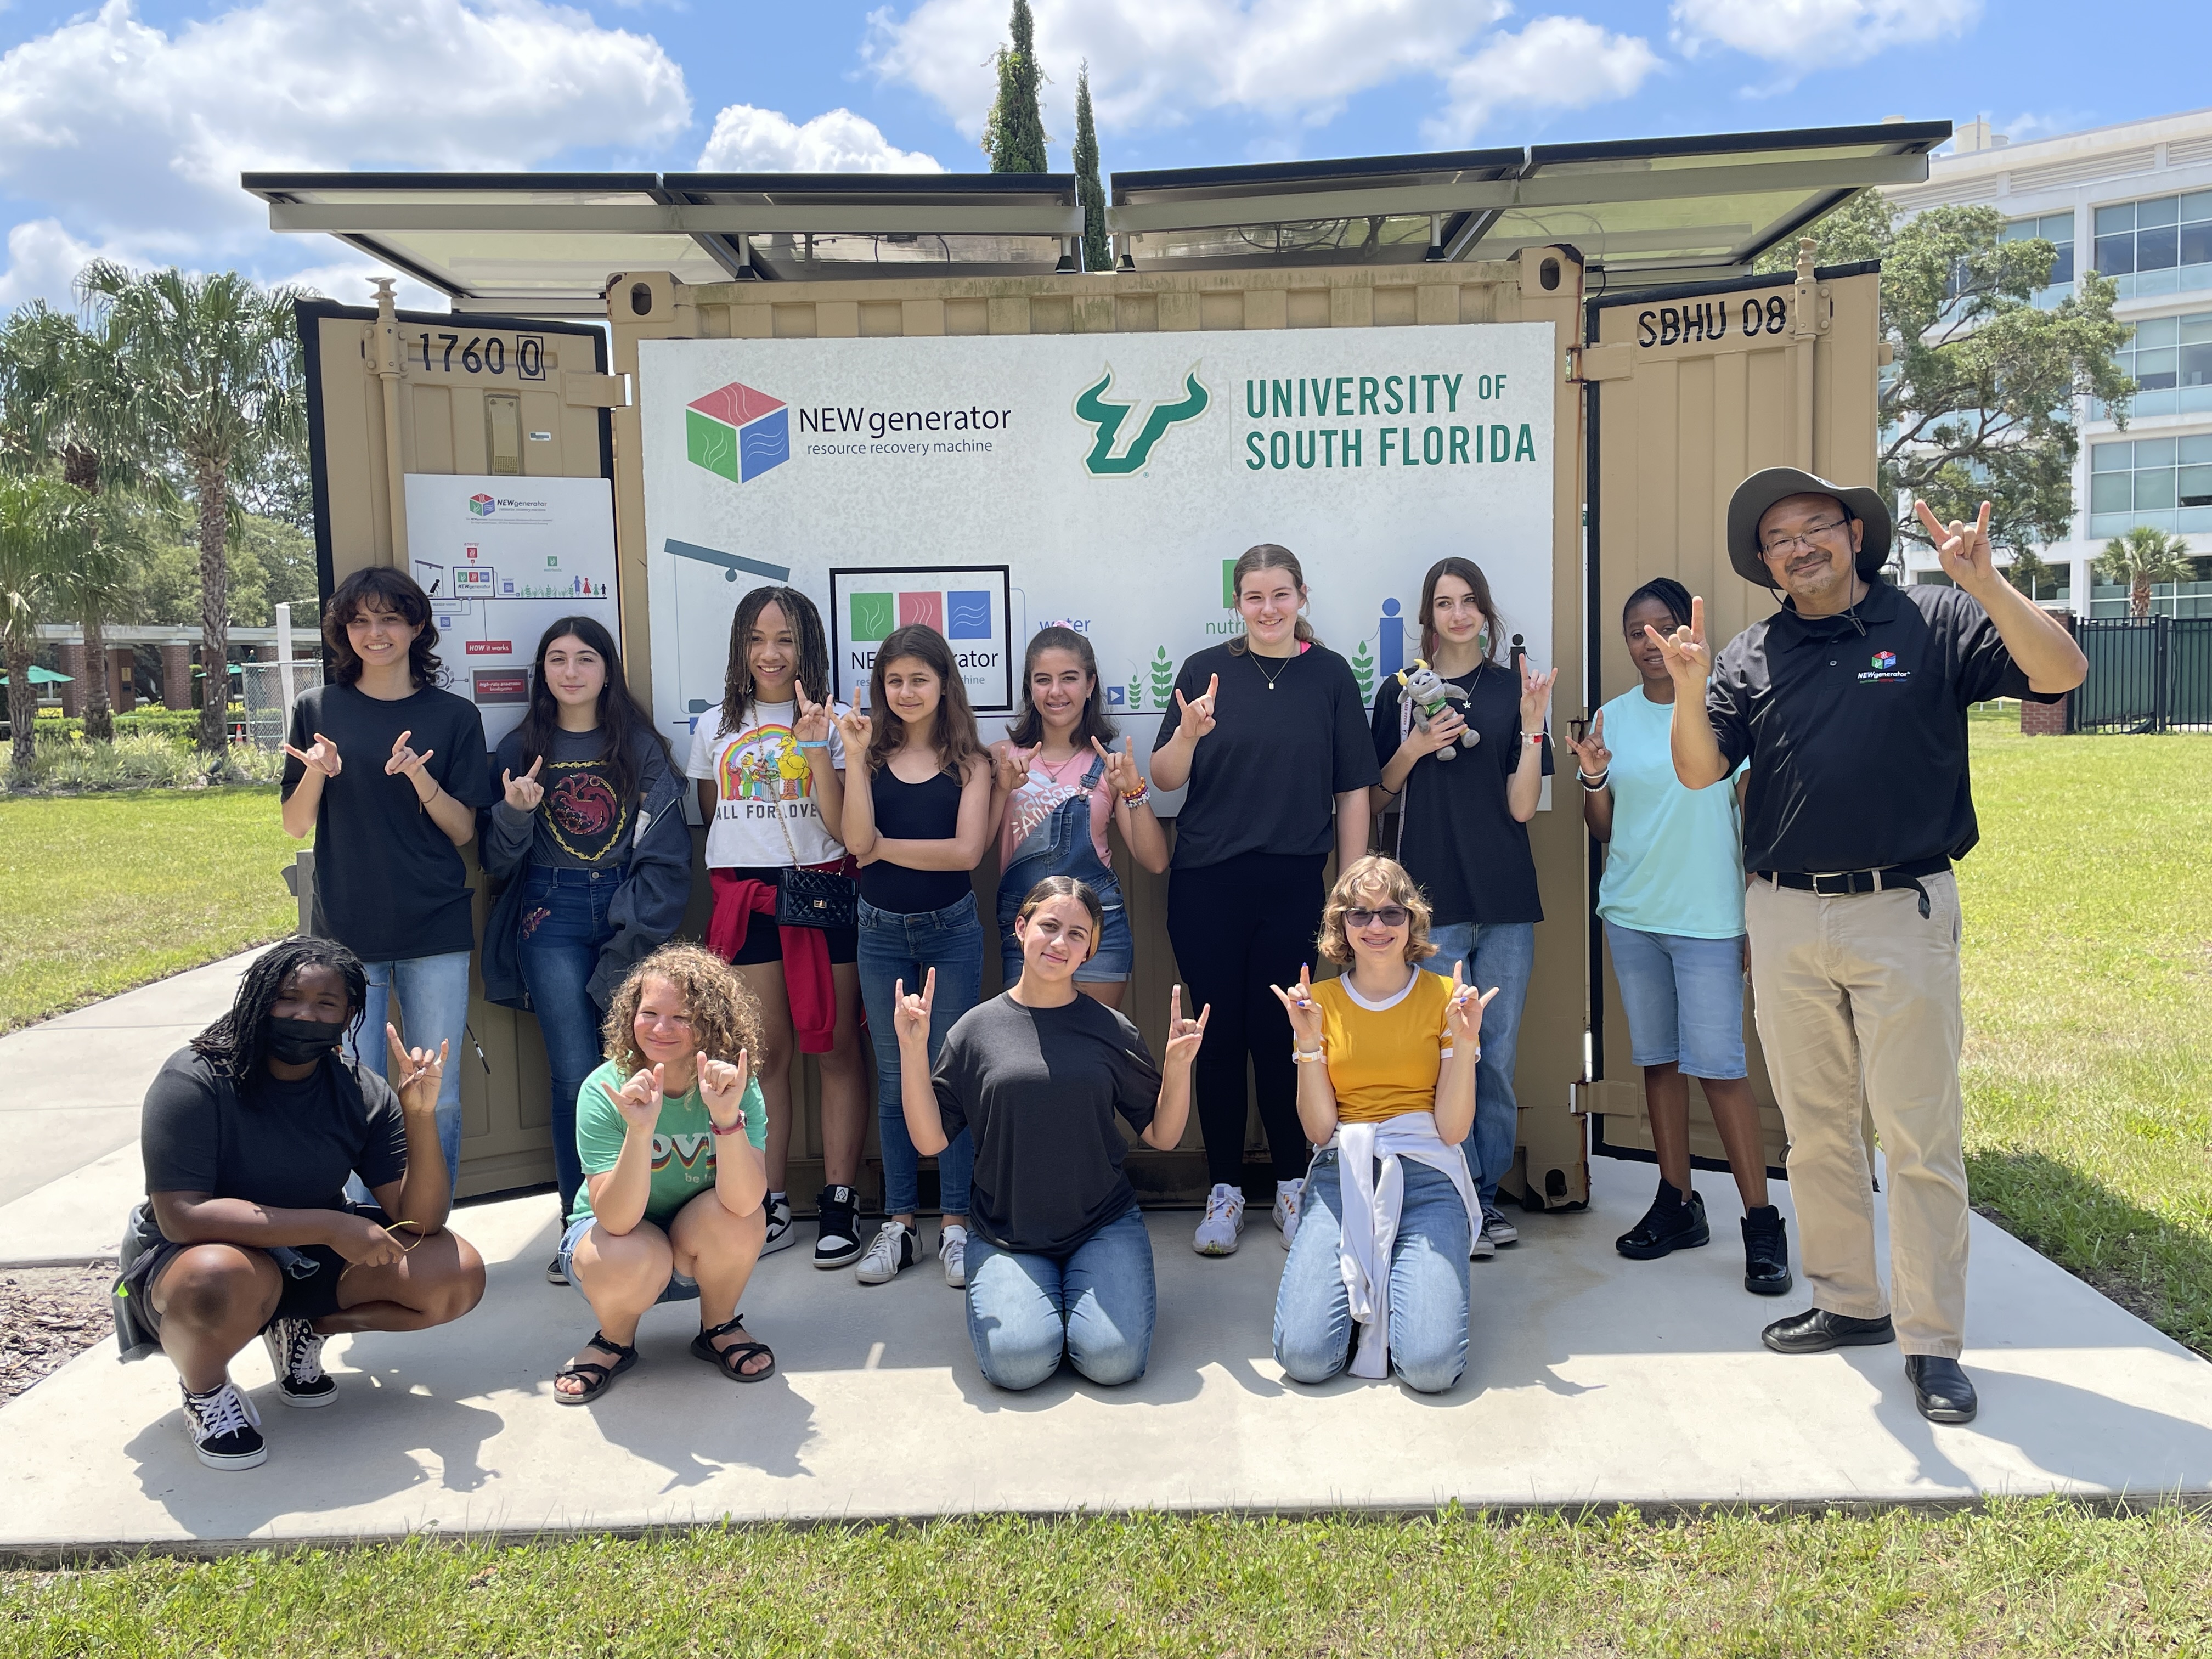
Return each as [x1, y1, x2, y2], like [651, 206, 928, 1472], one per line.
[556, 1214, 699, 1307]
[1603, 920, 1748, 1080]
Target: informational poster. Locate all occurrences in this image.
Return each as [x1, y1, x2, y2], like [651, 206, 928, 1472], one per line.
[402, 473, 619, 748]
[637, 326, 1555, 771]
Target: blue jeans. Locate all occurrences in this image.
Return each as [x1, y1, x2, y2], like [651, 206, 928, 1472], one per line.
[1273, 1146, 1471, 1394]
[517, 866, 622, 1212]
[963, 1206, 1155, 1390]
[345, 948, 471, 1197]
[1602, 920, 1749, 1080]
[1426, 921, 1536, 1210]
[856, 892, 983, 1217]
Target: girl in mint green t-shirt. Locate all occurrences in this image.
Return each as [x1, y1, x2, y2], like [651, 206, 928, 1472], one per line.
[551, 944, 775, 1403]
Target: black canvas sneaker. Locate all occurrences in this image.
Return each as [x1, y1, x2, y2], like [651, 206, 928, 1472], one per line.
[261, 1317, 338, 1407]
[180, 1380, 267, 1470]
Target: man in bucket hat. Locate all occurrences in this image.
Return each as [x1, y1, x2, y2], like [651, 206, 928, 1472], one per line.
[1649, 467, 2085, 1423]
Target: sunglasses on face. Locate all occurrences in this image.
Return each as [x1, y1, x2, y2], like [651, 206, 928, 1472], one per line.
[1345, 906, 1410, 929]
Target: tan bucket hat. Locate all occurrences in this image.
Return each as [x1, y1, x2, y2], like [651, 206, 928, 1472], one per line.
[1726, 466, 1892, 588]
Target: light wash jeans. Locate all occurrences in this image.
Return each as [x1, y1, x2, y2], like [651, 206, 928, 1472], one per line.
[344, 948, 471, 1197]
[1426, 921, 1536, 1210]
[1272, 1145, 1472, 1394]
[963, 1206, 1155, 1391]
[516, 867, 622, 1212]
[856, 893, 983, 1218]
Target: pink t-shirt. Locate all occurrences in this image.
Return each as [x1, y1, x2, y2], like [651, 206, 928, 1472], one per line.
[999, 749, 1113, 871]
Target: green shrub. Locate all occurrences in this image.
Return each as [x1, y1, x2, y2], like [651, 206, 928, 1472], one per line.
[2, 733, 284, 793]
[32, 707, 238, 742]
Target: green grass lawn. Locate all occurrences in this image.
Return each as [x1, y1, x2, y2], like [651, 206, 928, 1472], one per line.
[0, 787, 298, 1033]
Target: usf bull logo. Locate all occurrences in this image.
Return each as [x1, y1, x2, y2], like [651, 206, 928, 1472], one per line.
[1073, 366, 1210, 476]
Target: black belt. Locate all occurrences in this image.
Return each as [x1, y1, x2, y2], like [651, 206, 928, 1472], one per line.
[1756, 856, 1951, 917]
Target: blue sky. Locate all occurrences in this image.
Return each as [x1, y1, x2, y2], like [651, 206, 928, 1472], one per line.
[0, 0, 2200, 308]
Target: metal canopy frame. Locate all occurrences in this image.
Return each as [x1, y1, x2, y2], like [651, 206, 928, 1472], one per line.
[244, 122, 1950, 312]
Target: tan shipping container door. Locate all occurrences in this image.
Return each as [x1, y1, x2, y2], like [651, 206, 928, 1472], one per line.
[1577, 252, 1882, 1175]
[298, 295, 618, 1197]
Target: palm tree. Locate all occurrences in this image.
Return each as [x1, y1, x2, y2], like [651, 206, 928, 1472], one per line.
[2096, 524, 2196, 618]
[0, 302, 156, 740]
[0, 475, 96, 786]
[77, 264, 306, 755]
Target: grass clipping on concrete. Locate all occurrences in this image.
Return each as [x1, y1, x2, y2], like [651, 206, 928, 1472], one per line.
[0, 787, 296, 1032]
[7, 1504, 2212, 1656]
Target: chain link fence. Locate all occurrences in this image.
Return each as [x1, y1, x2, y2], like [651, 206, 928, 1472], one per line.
[231, 661, 324, 750]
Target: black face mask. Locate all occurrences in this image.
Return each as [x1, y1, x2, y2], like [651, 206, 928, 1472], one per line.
[264, 1017, 348, 1066]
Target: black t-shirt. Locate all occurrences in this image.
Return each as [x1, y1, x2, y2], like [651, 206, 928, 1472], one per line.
[933, 992, 1162, 1256]
[139, 1047, 410, 1220]
[1151, 641, 1379, 869]
[489, 725, 668, 871]
[283, 682, 496, 960]
[1372, 661, 1552, 926]
[1706, 579, 2053, 873]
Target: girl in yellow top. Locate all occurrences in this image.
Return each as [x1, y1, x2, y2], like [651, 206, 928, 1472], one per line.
[1269, 856, 1494, 1392]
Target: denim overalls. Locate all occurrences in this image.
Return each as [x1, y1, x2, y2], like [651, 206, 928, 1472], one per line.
[996, 753, 1133, 984]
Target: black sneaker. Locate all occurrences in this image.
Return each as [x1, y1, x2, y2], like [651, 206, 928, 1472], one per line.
[260, 1317, 337, 1408]
[1741, 1205, 1793, 1296]
[546, 1254, 569, 1286]
[1615, 1181, 1710, 1260]
[760, 1192, 798, 1256]
[813, 1184, 864, 1269]
[180, 1380, 267, 1470]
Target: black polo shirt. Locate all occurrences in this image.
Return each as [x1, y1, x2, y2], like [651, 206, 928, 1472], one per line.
[1706, 579, 2057, 874]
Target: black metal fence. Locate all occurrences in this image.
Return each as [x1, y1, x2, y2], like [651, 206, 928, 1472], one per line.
[2072, 616, 2212, 732]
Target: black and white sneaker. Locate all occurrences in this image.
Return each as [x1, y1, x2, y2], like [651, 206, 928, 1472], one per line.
[546, 1255, 570, 1286]
[761, 1192, 798, 1256]
[180, 1380, 267, 1470]
[261, 1317, 337, 1408]
[813, 1184, 864, 1269]
[855, 1220, 917, 1285]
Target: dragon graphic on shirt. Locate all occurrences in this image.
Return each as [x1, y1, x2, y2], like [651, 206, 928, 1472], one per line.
[541, 761, 630, 861]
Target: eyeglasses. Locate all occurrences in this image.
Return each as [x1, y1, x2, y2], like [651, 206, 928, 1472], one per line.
[1760, 516, 1850, 558]
[1345, 906, 1411, 929]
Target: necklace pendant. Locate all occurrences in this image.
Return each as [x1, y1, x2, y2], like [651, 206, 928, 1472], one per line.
[1267, 681, 1275, 691]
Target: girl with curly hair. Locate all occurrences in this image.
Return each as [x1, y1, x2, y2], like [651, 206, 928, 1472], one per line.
[1269, 856, 1495, 1395]
[551, 944, 775, 1402]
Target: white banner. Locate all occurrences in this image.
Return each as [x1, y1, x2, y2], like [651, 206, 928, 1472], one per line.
[403, 473, 619, 748]
[639, 325, 1554, 758]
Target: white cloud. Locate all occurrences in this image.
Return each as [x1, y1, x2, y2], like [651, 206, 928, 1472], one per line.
[865, 0, 1516, 137]
[696, 105, 943, 173]
[0, 0, 691, 246]
[0, 218, 150, 308]
[1427, 16, 1662, 145]
[1669, 0, 1980, 76]
[274, 257, 452, 315]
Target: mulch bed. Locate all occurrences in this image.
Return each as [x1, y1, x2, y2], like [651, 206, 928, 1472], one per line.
[0, 1264, 116, 1403]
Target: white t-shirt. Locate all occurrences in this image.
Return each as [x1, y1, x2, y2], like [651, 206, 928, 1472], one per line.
[685, 698, 849, 868]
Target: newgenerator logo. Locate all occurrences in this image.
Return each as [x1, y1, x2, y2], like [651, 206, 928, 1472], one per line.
[687, 381, 790, 483]
[849, 590, 995, 642]
[467, 493, 495, 517]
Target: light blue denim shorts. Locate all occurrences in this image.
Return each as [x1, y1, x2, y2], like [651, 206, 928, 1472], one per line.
[556, 1213, 699, 1307]
[1603, 920, 1748, 1081]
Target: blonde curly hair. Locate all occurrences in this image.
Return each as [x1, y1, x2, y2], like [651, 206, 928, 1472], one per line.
[600, 943, 764, 1076]
[1316, 855, 1437, 966]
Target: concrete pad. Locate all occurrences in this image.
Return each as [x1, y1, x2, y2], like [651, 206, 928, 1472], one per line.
[0, 948, 269, 1206]
[0, 1144, 144, 1266]
[2, 1166, 2209, 1554]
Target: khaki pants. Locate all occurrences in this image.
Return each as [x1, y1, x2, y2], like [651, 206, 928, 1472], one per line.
[1745, 870, 1968, 1358]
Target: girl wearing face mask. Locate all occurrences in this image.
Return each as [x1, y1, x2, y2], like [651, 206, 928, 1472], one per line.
[689, 586, 870, 1273]
[479, 617, 686, 1284]
[834, 624, 995, 1291]
[115, 939, 486, 1471]
[1270, 857, 1492, 1394]
[281, 568, 496, 1194]
[1150, 544, 1379, 1259]
[989, 627, 1169, 1010]
[892, 877, 1207, 1391]
[1369, 557, 1556, 1257]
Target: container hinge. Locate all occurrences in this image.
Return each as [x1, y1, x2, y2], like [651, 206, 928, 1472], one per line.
[1566, 343, 1634, 384]
[562, 371, 630, 408]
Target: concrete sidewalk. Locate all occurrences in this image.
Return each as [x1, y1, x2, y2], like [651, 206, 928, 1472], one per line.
[3, 1168, 2209, 1555]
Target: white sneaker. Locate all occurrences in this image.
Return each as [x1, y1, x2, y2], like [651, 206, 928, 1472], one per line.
[1193, 1183, 1246, 1256]
[855, 1220, 917, 1285]
[760, 1193, 798, 1256]
[1482, 1204, 1519, 1247]
[260, 1317, 336, 1408]
[1470, 1226, 1497, 1261]
[940, 1223, 969, 1289]
[1273, 1178, 1304, 1250]
[180, 1379, 266, 1470]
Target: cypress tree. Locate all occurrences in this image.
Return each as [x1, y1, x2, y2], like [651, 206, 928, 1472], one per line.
[981, 0, 1048, 175]
[1072, 63, 1109, 270]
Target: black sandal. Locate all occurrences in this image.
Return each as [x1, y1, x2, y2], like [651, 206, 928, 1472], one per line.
[554, 1330, 637, 1404]
[690, 1313, 775, 1383]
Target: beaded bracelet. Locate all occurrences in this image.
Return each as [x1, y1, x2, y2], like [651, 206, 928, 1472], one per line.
[1120, 787, 1152, 809]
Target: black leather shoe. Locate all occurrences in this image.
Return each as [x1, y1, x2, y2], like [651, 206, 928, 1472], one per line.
[1616, 1182, 1709, 1260]
[1761, 1307, 1895, 1353]
[1906, 1356, 1979, 1423]
[1741, 1206, 1792, 1296]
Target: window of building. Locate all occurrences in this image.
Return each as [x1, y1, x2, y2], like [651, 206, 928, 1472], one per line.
[2002, 212, 2075, 306]
[2092, 192, 2212, 298]
[2088, 434, 2212, 537]
[2093, 310, 2212, 420]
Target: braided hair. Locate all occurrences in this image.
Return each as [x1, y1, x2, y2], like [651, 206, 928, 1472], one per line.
[1623, 577, 1693, 633]
[190, 939, 368, 1083]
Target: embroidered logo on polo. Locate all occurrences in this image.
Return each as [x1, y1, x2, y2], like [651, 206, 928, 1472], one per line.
[1858, 649, 1910, 685]
[1872, 651, 1897, 669]
[650, 1133, 716, 1173]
